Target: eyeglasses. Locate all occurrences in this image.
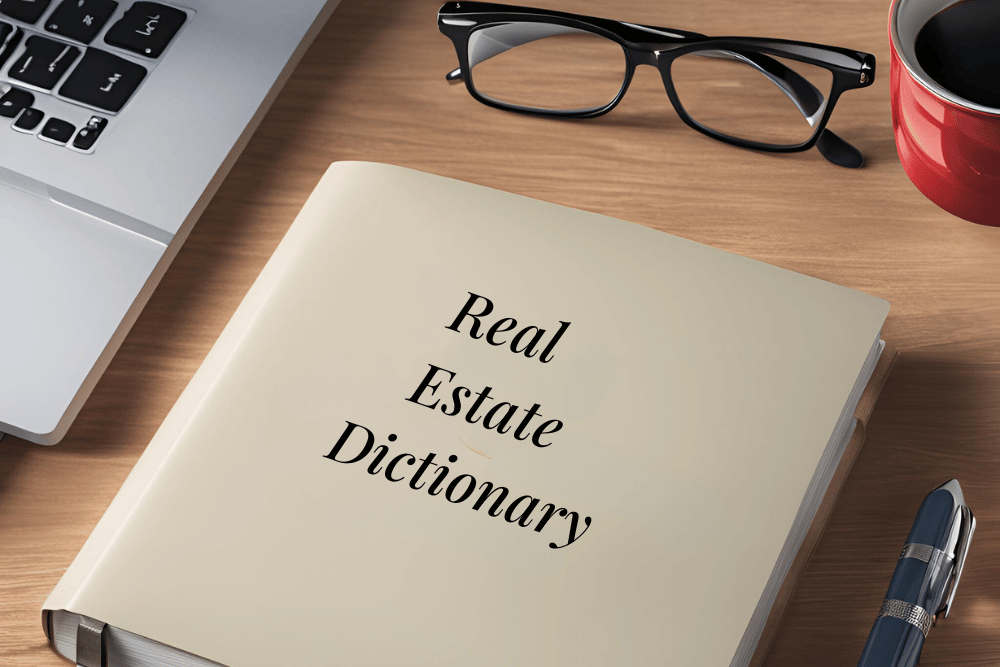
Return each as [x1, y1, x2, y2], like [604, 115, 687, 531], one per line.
[438, 2, 876, 167]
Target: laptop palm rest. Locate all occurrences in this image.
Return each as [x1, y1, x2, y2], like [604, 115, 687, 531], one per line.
[0, 183, 166, 443]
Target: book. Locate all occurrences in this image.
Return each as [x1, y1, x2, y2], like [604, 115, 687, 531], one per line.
[43, 162, 893, 667]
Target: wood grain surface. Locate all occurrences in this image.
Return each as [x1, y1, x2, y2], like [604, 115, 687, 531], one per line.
[2, 0, 999, 665]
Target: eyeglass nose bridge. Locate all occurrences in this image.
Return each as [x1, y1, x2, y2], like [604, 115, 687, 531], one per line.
[617, 48, 678, 107]
[625, 47, 660, 69]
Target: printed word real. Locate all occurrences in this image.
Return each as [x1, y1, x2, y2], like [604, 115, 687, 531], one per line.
[446, 292, 570, 363]
[406, 364, 563, 447]
[324, 421, 592, 549]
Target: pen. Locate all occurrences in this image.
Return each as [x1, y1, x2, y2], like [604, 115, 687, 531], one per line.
[857, 479, 975, 667]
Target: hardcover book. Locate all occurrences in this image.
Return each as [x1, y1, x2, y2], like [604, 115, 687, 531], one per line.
[43, 162, 893, 667]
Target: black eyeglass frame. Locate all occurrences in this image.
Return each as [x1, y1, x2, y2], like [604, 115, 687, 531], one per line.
[438, 2, 876, 160]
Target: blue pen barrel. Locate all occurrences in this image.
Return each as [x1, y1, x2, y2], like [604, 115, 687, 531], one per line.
[856, 487, 960, 667]
[856, 559, 932, 667]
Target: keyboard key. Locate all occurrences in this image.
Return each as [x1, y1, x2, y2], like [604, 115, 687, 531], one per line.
[58, 48, 146, 112]
[45, 0, 119, 44]
[72, 115, 107, 149]
[9, 36, 81, 90]
[0, 85, 33, 117]
[13, 106, 43, 131]
[39, 117, 74, 144]
[0, 21, 22, 67]
[0, 0, 54, 24]
[103, 2, 184, 58]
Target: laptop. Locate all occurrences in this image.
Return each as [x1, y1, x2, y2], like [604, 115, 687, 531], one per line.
[0, 0, 341, 444]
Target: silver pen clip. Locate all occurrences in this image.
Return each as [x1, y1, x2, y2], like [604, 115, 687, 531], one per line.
[938, 503, 975, 619]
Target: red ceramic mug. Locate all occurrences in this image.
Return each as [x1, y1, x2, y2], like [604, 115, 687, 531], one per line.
[890, 0, 1000, 226]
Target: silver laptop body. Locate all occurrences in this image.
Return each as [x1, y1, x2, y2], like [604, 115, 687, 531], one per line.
[0, 0, 340, 443]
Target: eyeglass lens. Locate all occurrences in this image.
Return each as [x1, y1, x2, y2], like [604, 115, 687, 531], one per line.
[466, 24, 835, 147]
[671, 52, 833, 146]
[468, 23, 627, 113]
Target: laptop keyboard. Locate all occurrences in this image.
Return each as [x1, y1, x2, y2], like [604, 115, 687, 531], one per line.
[0, 0, 188, 152]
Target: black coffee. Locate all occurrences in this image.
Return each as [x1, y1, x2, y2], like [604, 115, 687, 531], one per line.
[915, 0, 1000, 107]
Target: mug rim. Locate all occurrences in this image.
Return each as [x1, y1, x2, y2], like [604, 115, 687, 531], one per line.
[890, 0, 1000, 116]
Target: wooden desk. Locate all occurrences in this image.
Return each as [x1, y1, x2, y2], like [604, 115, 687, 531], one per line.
[2, 0, 998, 664]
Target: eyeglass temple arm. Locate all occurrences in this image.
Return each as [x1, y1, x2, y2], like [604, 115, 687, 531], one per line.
[815, 128, 862, 168]
[753, 53, 863, 166]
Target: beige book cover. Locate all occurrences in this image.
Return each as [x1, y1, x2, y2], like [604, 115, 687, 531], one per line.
[44, 162, 890, 667]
